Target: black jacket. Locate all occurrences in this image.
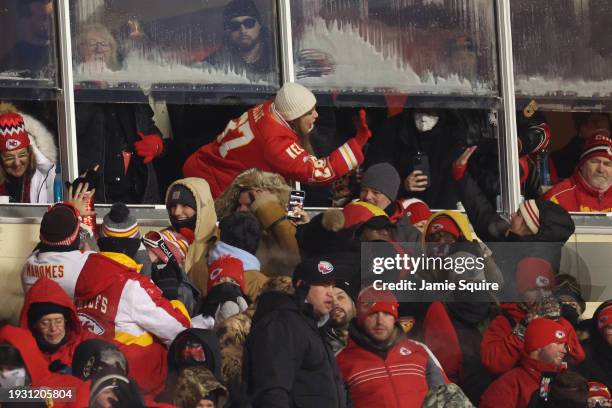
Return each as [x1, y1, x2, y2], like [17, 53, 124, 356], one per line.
[577, 301, 612, 389]
[75, 102, 162, 204]
[366, 110, 470, 209]
[244, 291, 347, 408]
[455, 169, 575, 296]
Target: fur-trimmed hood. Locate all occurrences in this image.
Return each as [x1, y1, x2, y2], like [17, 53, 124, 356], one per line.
[22, 112, 57, 164]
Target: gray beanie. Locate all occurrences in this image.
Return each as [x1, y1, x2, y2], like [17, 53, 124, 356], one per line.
[100, 202, 140, 239]
[361, 163, 401, 201]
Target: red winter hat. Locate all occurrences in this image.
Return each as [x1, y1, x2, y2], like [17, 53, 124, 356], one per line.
[516, 257, 555, 294]
[402, 198, 432, 225]
[143, 228, 191, 266]
[425, 215, 460, 240]
[356, 286, 399, 327]
[579, 133, 612, 165]
[597, 304, 612, 331]
[588, 382, 611, 401]
[207, 255, 246, 294]
[0, 110, 30, 153]
[342, 200, 387, 229]
[524, 318, 568, 353]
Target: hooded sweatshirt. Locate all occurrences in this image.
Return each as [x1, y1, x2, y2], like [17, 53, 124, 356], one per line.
[577, 301, 612, 388]
[165, 178, 218, 295]
[19, 277, 94, 373]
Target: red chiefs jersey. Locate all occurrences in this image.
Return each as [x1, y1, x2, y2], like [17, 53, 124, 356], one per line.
[183, 100, 365, 197]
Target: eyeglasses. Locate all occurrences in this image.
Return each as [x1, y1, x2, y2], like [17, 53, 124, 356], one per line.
[82, 40, 112, 50]
[38, 317, 65, 328]
[226, 17, 257, 31]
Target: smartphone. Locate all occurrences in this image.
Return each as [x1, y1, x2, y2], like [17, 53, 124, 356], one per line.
[287, 190, 306, 220]
[412, 152, 430, 188]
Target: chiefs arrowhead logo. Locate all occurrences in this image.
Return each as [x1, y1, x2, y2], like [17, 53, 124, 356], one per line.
[5, 139, 20, 150]
[318, 261, 333, 274]
[209, 267, 223, 281]
[399, 347, 411, 356]
[535, 275, 550, 287]
[555, 330, 566, 339]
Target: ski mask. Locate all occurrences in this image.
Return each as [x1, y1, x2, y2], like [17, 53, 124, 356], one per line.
[414, 112, 440, 133]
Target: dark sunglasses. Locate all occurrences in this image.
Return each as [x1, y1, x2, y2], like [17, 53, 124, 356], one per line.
[226, 17, 257, 31]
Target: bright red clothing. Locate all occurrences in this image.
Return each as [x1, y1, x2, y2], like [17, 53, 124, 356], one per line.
[74, 253, 190, 396]
[183, 100, 365, 197]
[480, 356, 562, 408]
[336, 334, 448, 408]
[544, 170, 612, 212]
[481, 303, 585, 375]
[19, 277, 94, 371]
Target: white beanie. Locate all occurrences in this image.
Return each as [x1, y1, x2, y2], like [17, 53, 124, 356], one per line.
[274, 82, 316, 121]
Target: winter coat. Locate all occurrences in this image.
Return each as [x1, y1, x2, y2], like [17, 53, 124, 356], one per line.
[366, 109, 467, 209]
[74, 252, 191, 396]
[422, 301, 493, 404]
[19, 277, 94, 373]
[455, 169, 575, 294]
[21, 248, 94, 299]
[0, 325, 89, 408]
[183, 100, 366, 198]
[386, 200, 423, 244]
[165, 177, 218, 296]
[544, 169, 612, 212]
[0, 112, 57, 203]
[336, 321, 448, 408]
[75, 102, 162, 204]
[577, 300, 612, 388]
[481, 303, 585, 375]
[244, 291, 347, 408]
[480, 356, 563, 408]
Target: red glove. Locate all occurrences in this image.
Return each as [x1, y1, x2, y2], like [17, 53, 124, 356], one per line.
[354, 109, 372, 145]
[134, 132, 164, 164]
[451, 162, 467, 181]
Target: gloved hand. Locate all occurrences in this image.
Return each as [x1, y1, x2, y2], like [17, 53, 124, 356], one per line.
[134, 132, 164, 164]
[512, 320, 528, 340]
[452, 146, 478, 181]
[354, 109, 372, 145]
[200, 282, 248, 323]
[109, 378, 147, 408]
[151, 260, 182, 301]
[518, 123, 551, 155]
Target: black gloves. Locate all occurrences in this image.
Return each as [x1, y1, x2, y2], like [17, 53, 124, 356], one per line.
[151, 260, 182, 301]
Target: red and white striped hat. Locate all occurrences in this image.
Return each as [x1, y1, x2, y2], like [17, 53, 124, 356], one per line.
[519, 199, 540, 235]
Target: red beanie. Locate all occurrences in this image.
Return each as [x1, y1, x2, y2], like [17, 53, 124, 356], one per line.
[425, 215, 460, 240]
[356, 286, 399, 327]
[524, 318, 567, 353]
[579, 133, 612, 166]
[342, 201, 387, 229]
[402, 198, 432, 225]
[597, 305, 612, 331]
[0, 111, 30, 153]
[588, 382, 611, 401]
[207, 255, 246, 294]
[516, 257, 555, 294]
[143, 228, 191, 266]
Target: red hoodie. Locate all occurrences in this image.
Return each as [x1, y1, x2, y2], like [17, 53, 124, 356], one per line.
[480, 355, 563, 408]
[0, 325, 89, 408]
[481, 303, 585, 374]
[19, 277, 95, 372]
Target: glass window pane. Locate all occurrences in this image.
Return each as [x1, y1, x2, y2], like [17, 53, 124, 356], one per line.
[291, 0, 498, 96]
[69, 0, 279, 95]
[0, 100, 59, 203]
[512, 0, 612, 98]
[0, 0, 57, 84]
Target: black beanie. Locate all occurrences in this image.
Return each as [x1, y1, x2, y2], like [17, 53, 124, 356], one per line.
[72, 339, 128, 380]
[27, 302, 70, 328]
[167, 185, 197, 211]
[97, 237, 140, 260]
[548, 371, 589, 408]
[219, 212, 262, 255]
[40, 204, 80, 247]
[223, 0, 261, 25]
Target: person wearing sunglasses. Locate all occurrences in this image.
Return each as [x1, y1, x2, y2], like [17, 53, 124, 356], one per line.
[204, 0, 273, 78]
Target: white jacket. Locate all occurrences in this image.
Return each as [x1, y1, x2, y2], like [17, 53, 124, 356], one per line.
[22, 113, 57, 203]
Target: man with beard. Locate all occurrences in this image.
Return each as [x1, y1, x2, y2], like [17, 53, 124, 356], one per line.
[205, 0, 273, 79]
[545, 134, 612, 212]
[183, 82, 372, 198]
[323, 284, 357, 353]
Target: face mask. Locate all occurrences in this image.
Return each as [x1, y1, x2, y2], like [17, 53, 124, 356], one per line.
[414, 113, 440, 132]
[170, 215, 196, 233]
[0, 367, 27, 387]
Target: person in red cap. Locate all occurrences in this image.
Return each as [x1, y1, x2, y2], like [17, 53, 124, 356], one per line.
[588, 382, 612, 408]
[0, 102, 57, 203]
[578, 301, 612, 389]
[336, 286, 448, 408]
[545, 133, 612, 212]
[402, 198, 432, 233]
[481, 257, 585, 375]
[480, 318, 569, 408]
